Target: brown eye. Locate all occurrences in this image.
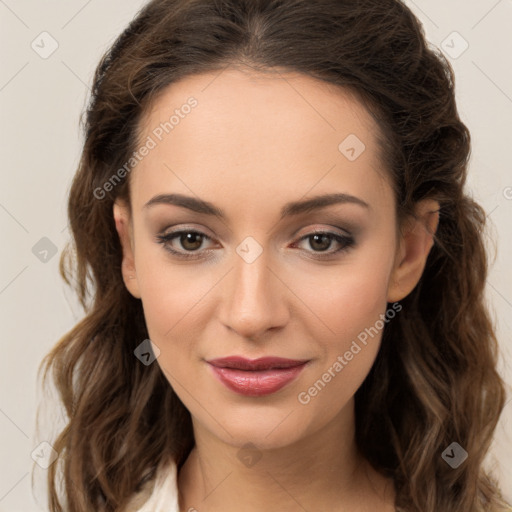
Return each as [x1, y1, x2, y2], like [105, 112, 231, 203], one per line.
[156, 229, 214, 259]
[179, 232, 204, 251]
[156, 228, 355, 261]
[293, 231, 355, 258]
[308, 233, 334, 252]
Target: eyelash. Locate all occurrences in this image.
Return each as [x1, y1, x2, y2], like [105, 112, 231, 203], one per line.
[155, 228, 355, 261]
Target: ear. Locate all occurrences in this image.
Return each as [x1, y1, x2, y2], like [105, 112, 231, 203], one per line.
[113, 199, 141, 299]
[387, 199, 440, 303]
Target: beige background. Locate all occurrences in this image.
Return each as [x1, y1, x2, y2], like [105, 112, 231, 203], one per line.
[0, 0, 511, 510]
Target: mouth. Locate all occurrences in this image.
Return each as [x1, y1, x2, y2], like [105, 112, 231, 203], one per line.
[206, 356, 310, 396]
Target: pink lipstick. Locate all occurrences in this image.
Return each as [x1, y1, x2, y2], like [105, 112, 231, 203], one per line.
[207, 356, 309, 397]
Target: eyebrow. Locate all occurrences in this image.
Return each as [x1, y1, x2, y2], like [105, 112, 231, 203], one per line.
[143, 192, 370, 220]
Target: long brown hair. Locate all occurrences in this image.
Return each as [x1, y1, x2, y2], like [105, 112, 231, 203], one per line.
[36, 0, 510, 510]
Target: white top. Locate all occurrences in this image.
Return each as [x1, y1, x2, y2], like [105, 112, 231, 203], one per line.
[128, 459, 413, 512]
[130, 459, 180, 512]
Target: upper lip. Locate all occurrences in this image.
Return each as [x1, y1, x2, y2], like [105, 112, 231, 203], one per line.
[207, 356, 309, 371]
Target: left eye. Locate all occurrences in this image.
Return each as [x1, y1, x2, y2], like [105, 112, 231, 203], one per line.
[293, 232, 354, 254]
[156, 229, 355, 259]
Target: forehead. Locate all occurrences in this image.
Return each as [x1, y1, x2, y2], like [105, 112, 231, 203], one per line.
[130, 67, 392, 215]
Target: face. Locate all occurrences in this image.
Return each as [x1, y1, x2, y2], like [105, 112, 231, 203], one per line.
[114, 67, 438, 451]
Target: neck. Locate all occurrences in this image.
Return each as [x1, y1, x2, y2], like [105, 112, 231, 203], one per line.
[177, 399, 395, 512]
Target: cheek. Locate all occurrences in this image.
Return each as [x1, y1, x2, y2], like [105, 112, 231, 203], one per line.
[294, 279, 391, 417]
[133, 230, 207, 332]
[319, 267, 391, 342]
[136, 259, 210, 345]
[137, 262, 180, 336]
[134, 246, 227, 386]
[292, 246, 395, 403]
[136, 264, 208, 392]
[297, 246, 395, 348]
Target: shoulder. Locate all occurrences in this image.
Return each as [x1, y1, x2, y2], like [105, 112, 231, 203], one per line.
[123, 478, 157, 512]
[123, 459, 179, 512]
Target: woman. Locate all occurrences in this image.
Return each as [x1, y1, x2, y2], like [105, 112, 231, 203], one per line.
[37, 0, 511, 510]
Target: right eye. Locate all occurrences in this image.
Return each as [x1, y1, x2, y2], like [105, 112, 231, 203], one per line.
[156, 229, 216, 259]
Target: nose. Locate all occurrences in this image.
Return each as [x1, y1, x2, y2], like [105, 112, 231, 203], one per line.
[218, 250, 289, 341]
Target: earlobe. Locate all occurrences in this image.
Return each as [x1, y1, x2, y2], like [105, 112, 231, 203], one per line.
[113, 200, 141, 299]
[387, 199, 440, 303]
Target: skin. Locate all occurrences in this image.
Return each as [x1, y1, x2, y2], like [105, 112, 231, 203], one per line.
[113, 66, 439, 512]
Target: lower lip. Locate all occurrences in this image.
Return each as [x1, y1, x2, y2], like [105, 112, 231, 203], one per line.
[208, 363, 307, 397]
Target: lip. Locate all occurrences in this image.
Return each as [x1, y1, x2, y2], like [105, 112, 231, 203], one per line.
[207, 356, 309, 397]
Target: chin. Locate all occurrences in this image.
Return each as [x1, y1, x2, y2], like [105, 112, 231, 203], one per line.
[198, 401, 313, 451]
